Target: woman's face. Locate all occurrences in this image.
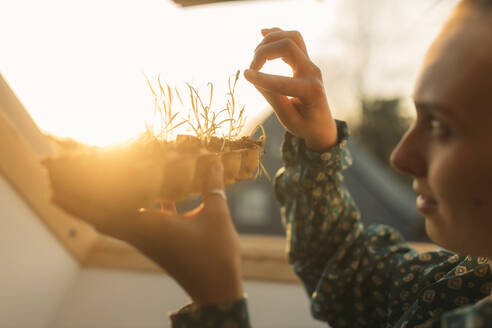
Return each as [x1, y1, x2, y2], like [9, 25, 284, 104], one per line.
[390, 7, 492, 257]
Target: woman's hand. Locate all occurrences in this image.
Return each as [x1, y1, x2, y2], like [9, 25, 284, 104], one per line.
[245, 27, 338, 152]
[52, 161, 243, 306]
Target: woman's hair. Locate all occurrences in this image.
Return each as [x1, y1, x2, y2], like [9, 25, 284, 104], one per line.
[462, 0, 492, 10]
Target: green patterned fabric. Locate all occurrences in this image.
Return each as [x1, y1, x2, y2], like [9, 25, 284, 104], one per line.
[170, 120, 492, 327]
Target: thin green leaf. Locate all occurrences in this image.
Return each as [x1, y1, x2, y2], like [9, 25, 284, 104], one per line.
[175, 86, 184, 104]
[167, 120, 188, 132]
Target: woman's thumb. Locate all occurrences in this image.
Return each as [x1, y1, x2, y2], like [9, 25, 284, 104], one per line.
[202, 160, 227, 207]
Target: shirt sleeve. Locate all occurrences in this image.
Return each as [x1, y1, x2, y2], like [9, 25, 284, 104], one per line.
[275, 121, 428, 327]
[169, 297, 250, 328]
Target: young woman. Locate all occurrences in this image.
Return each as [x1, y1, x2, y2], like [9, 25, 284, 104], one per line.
[53, 0, 492, 326]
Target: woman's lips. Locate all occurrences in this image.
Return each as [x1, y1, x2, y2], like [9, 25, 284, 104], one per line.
[416, 194, 438, 214]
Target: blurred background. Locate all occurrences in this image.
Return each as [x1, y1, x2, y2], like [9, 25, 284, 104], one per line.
[0, 0, 459, 326]
[0, 0, 460, 242]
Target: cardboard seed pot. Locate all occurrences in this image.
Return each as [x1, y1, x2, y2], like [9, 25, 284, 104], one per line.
[43, 136, 264, 214]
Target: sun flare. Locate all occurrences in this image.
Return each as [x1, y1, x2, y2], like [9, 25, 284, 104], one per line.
[0, 0, 338, 147]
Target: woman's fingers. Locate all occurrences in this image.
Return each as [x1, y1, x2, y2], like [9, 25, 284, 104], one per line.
[52, 194, 104, 226]
[201, 161, 230, 223]
[250, 38, 309, 74]
[202, 160, 225, 203]
[256, 29, 309, 57]
[261, 27, 282, 36]
[161, 200, 177, 213]
[244, 69, 318, 129]
[249, 82, 301, 132]
[51, 193, 135, 240]
[51, 191, 174, 245]
[244, 69, 310, 99]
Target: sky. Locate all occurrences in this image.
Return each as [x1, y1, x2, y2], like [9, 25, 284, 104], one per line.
[0, 0, 458, 146]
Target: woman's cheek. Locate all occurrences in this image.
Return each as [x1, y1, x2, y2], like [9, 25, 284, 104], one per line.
[430, 144, 492, 255]
[426, 146, 470, 244]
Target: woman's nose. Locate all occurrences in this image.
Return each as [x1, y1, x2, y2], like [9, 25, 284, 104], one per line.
[390, 126, 426, 178]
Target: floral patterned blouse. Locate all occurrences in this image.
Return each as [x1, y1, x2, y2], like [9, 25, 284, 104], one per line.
[170, 120, 492, 328]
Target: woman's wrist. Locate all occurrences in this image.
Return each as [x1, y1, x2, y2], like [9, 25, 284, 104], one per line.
[193, 286, 245, 307]
[305, 120, 338, 152]
[190, 269, 244, 306]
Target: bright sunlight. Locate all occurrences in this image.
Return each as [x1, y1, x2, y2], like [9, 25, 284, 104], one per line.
[0, 0, 337, 146]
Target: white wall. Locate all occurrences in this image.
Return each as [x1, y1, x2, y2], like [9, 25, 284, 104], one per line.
[52, 268, 326, 328]
[0, 175, 80, 328]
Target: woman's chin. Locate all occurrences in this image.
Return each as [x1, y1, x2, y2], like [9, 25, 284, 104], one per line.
[424, 217, 449, 250]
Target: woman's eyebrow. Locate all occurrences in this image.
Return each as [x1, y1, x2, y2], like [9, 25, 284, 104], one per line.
[413, 101, 454, 117]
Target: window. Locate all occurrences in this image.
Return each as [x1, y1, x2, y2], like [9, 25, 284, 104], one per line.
[235, 187, 270, 227]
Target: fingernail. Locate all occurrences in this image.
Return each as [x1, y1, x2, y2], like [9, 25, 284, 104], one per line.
[244, 69, 255, 79]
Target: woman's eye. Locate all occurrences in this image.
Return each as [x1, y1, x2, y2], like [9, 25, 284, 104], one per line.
[429, 117, 449, 136]
[430, 118, 443, 130]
